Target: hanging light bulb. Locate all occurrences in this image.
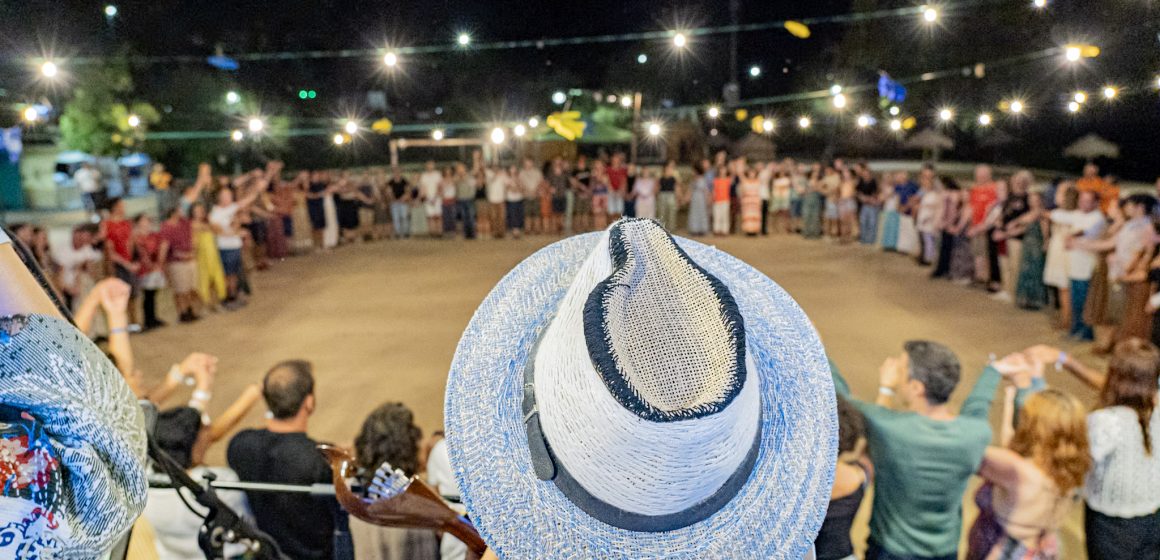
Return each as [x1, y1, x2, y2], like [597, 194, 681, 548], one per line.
[432, 129, 445, 141]
[798, 116, 811, 129]
[978, 113, 993, 126]
[856, 114, 872, 128]
[939, 108, 954, 122]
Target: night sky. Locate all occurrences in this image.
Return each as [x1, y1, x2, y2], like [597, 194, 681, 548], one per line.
[2, 1, 1158, 178]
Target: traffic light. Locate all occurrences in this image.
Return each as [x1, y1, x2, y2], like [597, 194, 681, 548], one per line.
[297, 89, 317, 100]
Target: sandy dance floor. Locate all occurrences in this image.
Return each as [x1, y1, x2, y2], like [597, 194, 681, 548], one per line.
[133, 232, 1100, 557]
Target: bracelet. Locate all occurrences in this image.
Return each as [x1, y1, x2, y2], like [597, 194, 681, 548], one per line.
[110, 327, 129, 335]
[191, 389, 212, 403]
[167, 365, 183, 383]
[1055, 351, 1068, 371]
[878, 386, 896, 397]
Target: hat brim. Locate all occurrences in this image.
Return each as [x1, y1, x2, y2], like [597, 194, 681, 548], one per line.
[445, 233, 836, 559]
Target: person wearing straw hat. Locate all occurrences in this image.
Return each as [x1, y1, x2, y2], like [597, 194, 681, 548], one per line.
[444, 218, 837, 559]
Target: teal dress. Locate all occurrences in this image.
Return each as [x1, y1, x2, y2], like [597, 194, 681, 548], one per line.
[1015, 220, 1048, 309]
[801, 191, 824, 239]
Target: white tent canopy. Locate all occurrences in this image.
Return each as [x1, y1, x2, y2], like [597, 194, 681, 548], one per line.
[1064, 133, 1120, 161]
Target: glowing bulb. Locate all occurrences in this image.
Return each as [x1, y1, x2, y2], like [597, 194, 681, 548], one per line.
[457, 33, 471, 46]
[1067, 101, 1081, 113]
[647, 122, 662, 136]
[621, 95, 633, 108]
[798, 116, 811, 129]
[528, 117, 539, 128]
[762, 119, 775, 132]
[1102, 86, 1117, 99]
[333, 133, 346, 145]
[922, 6, 938, 22]
[104, 4, 117, 17]
[513, 124, 527, 137]
[127, 114, 141, 128]
[889, 105, 901, 116]
[889, 119, 903, 131]
[1032, 0, 1046, 7]
[1009, 100, 1024, 114]
[832, 93, 848, 109]
[344, 120, 358, 134]
[856, 114, 872, 128]
[978, 113, 992, 126]
[939, 108, 954, 121]
[1065, 46, 1081, 62]
[830, 85, 843, 95]
[673, 33, 687, 48]
[432, 129, 445, 141]
[707, 106, 720, 118]
[490, 127, 505, 144]
[40, 61, 58, 78]
[230, 129, 244, 142]
[749, 65, 761, 77]
[637, 53, 648, 64]
[383, 51, 398, 67]
[247, 117, 264, 133]
[22, 107, 38, 123]
[552, 91, 567, 105]
[607, 94, 618, 104]
[1073, 91, 1087, 104]
[225, 91, 240, 104]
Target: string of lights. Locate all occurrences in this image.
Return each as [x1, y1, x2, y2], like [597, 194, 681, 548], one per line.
[12, 0, 1007, 66]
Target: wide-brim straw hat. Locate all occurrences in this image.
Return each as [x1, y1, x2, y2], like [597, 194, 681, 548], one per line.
[445, 219, 836, 559]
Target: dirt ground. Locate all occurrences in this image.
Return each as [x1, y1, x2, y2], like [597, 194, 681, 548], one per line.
[132, 232, 1100, 558]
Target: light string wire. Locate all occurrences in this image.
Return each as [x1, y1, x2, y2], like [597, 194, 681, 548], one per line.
[4, 0, 1008, 65]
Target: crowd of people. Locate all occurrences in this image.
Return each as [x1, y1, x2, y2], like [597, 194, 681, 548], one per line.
[7, 152, 1160, 560]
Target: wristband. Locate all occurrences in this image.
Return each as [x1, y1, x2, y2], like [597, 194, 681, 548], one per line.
[1055, 351, 1067, 372]
[878, 386, 896, 397]
[167, 365, 183, 383]
[110, 327, 129, 336]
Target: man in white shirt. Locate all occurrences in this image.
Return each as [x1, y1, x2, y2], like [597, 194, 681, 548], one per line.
[419, 161, 444, 235]
[1050, 190, 1106, 340]
[52, 224, 102, 311]
[517, 158, 544, 234]
[73, 163, 103, 216]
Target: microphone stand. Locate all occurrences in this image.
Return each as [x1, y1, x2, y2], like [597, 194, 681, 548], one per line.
[147, 440, 288, 560]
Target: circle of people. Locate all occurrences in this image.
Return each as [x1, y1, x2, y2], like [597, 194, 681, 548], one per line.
[11, 151, 1160, 560]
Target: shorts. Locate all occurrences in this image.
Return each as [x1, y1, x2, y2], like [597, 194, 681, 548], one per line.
[166, 260, 197, 293]
[551, 196, 567, 215]
[425, 199, 442, 218]
[838, 198, 857, 215]
[525, 197, 540, 218]
[114, 263, 137, 295]
[824, 200, 839, 220]
[139, 270, 167, 291]
[592, 194, 608, 215]
[219, 248, 243, 276]
[608, 192, 625, 215]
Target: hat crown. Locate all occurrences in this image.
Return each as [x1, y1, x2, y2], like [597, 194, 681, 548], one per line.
[584, 219, 747, 422]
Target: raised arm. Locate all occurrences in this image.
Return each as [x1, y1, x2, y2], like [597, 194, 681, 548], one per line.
[208, 384, 263, 443]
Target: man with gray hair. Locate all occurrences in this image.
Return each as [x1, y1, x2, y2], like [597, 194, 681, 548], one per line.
[831, 341, 1014, 560]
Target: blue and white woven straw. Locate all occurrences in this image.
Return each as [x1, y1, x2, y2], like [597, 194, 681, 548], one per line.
[445, 225, 836, 559]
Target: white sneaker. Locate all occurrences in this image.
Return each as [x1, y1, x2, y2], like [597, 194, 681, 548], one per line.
[990, 291, 1013, 303]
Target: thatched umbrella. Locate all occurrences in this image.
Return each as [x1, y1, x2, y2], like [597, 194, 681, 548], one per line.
[903, 128, 954, 161]
[732, 133, 777, 162]
[1063, 133, 1120, 162]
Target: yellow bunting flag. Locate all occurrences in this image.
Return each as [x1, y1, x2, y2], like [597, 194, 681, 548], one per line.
[734, 109, 749, 122]
[371, 118, 393, 134]
[546, 111, 587, 141]
[784, 21, 811, 39]
[902, 117, 917, 130]
[750, 116, 766, 134]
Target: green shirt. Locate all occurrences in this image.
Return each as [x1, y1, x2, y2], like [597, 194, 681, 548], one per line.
[831, 362, 1000, 557]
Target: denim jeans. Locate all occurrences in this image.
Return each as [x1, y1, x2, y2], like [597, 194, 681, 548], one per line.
[456, 199, 476, 239]
[859, 205, 880, 244]
[1070, 279, 1093, 340]
[390, 202, 410, 238]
